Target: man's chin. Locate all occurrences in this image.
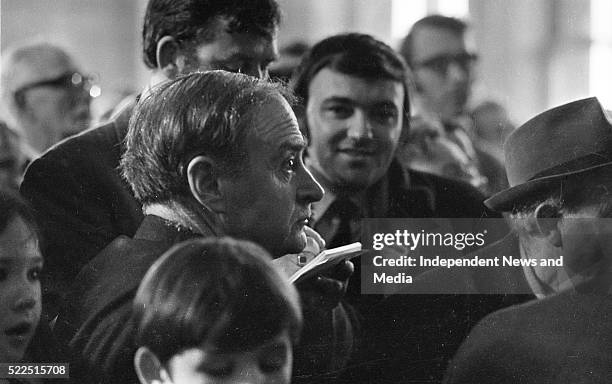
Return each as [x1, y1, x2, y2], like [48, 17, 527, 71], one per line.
[333, 172, 381, 192]
[278, 232, 308, 257]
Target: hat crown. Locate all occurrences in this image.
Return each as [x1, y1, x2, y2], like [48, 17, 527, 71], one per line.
[504, 97, 612, 187]
[485, 97, 612, 211]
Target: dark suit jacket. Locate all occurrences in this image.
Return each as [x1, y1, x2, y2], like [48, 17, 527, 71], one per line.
[445, 287, 612, 384]
[55, 215, 354, 384]
[20, 102, 142, 312]
[368, 234, 533, 383]
[326, 163, 527, 383]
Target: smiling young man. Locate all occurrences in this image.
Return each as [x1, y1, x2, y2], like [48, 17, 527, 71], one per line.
[20, 0, 281, 313]
[291, 33, 497, 383]
[291, 33, 490, 258]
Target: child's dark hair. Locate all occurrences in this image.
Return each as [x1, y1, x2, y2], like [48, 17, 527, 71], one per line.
[0, 188, 39, 239]
[132, 237, 302, 364]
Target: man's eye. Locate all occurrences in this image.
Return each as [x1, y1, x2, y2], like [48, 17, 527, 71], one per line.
[429, 59, 449, 74]
[372, 108, 398, 124]
[325, 105, 353, 119]
[28, 266, 42, 281]
[282, 157, 297, 173]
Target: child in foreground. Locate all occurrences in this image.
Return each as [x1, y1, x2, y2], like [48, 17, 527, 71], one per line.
[0, 189, 54, 384]
[132, 237, 302, 384]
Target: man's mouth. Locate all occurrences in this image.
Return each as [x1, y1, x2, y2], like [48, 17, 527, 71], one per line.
[337, 147, 377, 157]
[296, 216, 310, 226]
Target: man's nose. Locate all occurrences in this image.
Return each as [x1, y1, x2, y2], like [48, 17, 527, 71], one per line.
[347, 110, 374, 140]
[297, 167, 324, 204]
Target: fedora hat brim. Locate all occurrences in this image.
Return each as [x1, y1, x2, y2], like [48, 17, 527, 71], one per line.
[485, 161, 612, 212]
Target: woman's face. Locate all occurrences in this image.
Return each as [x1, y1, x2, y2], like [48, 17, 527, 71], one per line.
[0, 215, 42, 362]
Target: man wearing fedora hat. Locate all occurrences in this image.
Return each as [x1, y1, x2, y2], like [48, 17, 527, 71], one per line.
[444, 97, 612, 384]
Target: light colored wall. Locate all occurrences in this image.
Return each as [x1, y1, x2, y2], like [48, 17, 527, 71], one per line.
[1, 0, 596, 125]
[471, 0, 591, 125]
[276, 0, 393, 46]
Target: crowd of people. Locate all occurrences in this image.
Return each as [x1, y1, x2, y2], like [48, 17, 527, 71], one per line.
[1, 1, 611, 383]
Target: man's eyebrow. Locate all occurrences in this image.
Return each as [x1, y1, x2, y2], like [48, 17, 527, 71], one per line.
[321, 96, 354, 104]
[280, 139, 306, 152]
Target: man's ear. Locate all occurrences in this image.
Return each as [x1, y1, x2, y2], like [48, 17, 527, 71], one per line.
[534, 202, 563, 247]
[134, 347, 171, 384]
[187, 155, 225, 212]
[156, 36, 186, 79]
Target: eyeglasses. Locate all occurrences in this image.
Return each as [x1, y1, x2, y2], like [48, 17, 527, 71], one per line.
[14, 72, 98, 106]
[413, 52, 478, 76]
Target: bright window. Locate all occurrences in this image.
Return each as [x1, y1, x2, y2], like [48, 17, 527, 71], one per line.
[589, 0, 612, 107]
[391, 0, 469, 41]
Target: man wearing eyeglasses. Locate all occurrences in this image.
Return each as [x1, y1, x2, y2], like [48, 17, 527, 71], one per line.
[0, 42, 92, 154]
[399, 15, 507, 196]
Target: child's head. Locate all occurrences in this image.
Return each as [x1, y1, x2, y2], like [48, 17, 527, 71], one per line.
[0, 189, 42, 363]
[133, 237, 302, 384]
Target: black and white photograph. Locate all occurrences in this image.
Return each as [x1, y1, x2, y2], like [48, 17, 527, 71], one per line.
[1, 1, 612, 383]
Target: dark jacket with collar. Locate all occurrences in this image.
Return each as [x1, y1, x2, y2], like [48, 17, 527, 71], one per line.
[54, 215, 354, 384]
[368, 234, 534, 384]
[379, 160, 493, 219]
[54, 215, 194, 384]
[445, 285, 612, 384]
[323, 163, 531, 383]
[20, 102, 142, 312]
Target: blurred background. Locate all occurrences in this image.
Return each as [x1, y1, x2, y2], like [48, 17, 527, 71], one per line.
[1, 0, 610, 126]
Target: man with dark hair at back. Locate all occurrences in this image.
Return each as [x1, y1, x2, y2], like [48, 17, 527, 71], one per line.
[56, 71, 354, 384]
[398, 15, 507, 196]
[21, 0, 281, 311]
[290, 33, 502, 383]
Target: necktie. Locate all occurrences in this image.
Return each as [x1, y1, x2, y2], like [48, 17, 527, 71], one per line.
[327, 198, 359, 248]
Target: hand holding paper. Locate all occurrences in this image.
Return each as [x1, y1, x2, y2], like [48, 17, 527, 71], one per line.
[290, 242, 363, 283]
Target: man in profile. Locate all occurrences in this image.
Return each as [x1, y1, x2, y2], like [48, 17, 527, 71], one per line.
[56, 71, 354, 384]
[21, 0, 282, 310]
[0, 42, 91, 155]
